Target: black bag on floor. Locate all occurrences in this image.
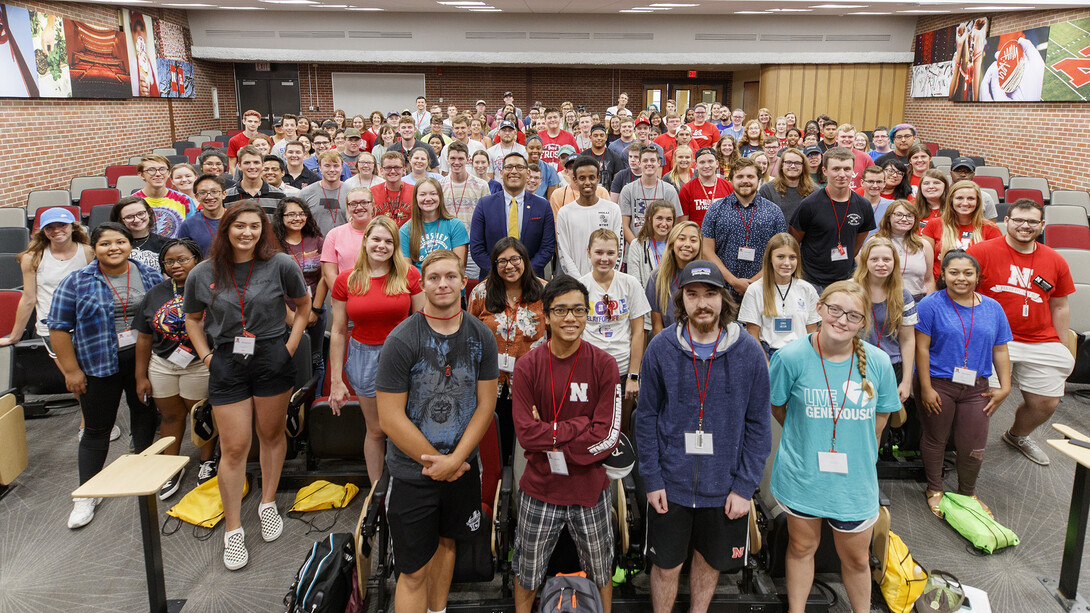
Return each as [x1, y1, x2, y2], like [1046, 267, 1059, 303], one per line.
[1069, 332, 1090, 384]
[284, 532, 355, 613]
[538, 571, 603, 613]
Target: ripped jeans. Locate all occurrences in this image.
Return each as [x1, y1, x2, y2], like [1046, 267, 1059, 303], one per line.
[915, 376, 992, 495]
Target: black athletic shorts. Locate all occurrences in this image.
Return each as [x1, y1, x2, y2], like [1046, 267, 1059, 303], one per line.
[647, 503, 749, 572]
[207, 337, 295, 405]
[387, 462, 483, 574]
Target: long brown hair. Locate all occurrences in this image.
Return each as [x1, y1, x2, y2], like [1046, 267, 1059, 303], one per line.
[347, 216, 411, 296]
[916, 168, 949, 220]
[655, 221, 702, 310]
[208, 200, 279, 294]
[818, 281, 874, 398]
[852, 238, 906, 337]
[635, 200, 675, 243]
[408, 177, 453, 262]
[19, 218, 90, 269]
[770, 148, 815, 199]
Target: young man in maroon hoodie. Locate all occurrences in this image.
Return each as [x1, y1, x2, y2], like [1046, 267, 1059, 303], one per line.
[512, 274, 622, 613]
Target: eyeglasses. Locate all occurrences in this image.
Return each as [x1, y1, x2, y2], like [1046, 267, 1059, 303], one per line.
[884, 168, 904, 175]
[196, 190, 223, 198]
[496, 255, 522, 268]
[1008, 218, 1043, 227]
[381, 166, 404, 172]
[894, 134, 915, 140]
[781, 160, 803, 167]
[121, 211, 149, 223]
[891, 212, 915, 220]
[163, 256, 196, 267]
[282, 212, 307, 219]
[347, 200, 373, 209]
[549, 305, 589, 318]
[822, 303, 865, 324]
[143, 168, 169, 175]
[502, 164, 528, 172]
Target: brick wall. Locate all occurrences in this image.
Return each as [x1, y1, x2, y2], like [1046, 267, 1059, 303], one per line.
[905, 8, 1090, 191]
[0, 1, 229, 209]
[298, 64, 732, 119]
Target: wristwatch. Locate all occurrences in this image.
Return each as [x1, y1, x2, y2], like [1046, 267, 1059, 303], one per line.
[627, 373, 640, 381]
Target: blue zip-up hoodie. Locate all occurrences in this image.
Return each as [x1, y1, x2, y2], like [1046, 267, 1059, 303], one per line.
[634, 321, 772, 507]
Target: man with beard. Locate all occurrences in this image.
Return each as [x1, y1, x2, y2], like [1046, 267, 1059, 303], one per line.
[635, 260, 770, 613]
[968, 199, 1075, 467]
[700, 158, 786, 300]
[377, 249, 498, 613]
[511, 274, 621, 613]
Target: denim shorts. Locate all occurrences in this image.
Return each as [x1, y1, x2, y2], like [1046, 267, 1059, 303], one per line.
[344, 338, 382, 398]
[781, 504, 879, 533]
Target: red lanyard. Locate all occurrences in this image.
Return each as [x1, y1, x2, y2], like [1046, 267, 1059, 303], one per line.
[871, 305, 883, 349]
[101, 264, 132, 329]
[546, 340, 583, 446]
[233, 260, 257, 332]
[450, 179, 470, 216]
[321, 185, 341, 219]
[825, 188, 850, 250]
[201, 212, 216, 239]
[734, 198, 756, 246]
[650, 240, 662, 267]
[287, 240, 307, 272]
[639, 180, 659, 207]
[687, 324, 723, 430]
[815, 331, 854, 451]
[947, 290, 975, 367]
[701, 178, 719, 203]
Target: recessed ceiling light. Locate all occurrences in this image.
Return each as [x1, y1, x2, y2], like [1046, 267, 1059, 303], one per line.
[163, 2, 215, 5]
[620, 9, 653, 12]
[219, 5, 264, 8]
[849, 11, 890, 14]
[259, 0, 317, 4]
[972, 5, 1033, 8]
[633, 6, 672, 9]
[810, 3, 866, 7]
[316, 3, 349, 6]
[734, 10, 768, 13]
[649, 2, 698, 5]
[469, 7, 501, 10]
[768, 7, 812, 11]
[439, 1, 485, 4]
[898, 8, 949, 12]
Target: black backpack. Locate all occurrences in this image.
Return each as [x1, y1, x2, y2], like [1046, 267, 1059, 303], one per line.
[537, 571, 604, 613]
[285, 532, 355, 613]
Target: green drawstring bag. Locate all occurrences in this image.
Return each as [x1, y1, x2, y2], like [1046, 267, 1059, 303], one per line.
[939, 493, 1019, 554]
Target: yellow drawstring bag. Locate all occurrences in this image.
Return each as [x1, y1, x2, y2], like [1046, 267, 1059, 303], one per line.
[163, 474, 251, 539]
[880, 531, 928, 613]
[288, 480, 360, 534]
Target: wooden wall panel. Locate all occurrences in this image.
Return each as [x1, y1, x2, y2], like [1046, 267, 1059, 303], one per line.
[758, 63, 909, 130]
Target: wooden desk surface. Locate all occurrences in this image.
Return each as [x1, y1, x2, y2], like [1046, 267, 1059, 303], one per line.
[1048, 439, 1090, 470]
[72, 454, 188, 499]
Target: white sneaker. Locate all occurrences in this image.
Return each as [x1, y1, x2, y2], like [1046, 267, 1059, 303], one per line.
[68, 497, 101, 529]
[258, 501, 283, 542]
[110, 425, 121, 442]
[223, 528, 249, 570]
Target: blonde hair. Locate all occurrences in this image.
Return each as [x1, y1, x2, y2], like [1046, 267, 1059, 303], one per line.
[408, 177, 453, 262]
[668, 145, 693, 188]
[347, 216, 411, 296]
[655, 221, 702, 310]
[759, 233, 802, 318]
[587, 228, 620, 251]
[938, 180, 987, 262]
[818, 280, 875, 397]
[852, 238, 906, 338]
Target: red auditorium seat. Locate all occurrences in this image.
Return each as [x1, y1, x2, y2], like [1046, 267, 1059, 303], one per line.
[1046, 224, 1090, 249]
[77, 188, 120, 216]
[923, 142, 938, 156]
[183, 148, 202, 164]
[973, 176, 1005, 201]
[104, 165, 138, 187]
[1004, 188, 1044, 206]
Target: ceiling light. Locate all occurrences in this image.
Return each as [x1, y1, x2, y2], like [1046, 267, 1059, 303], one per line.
[620, 9, 652, 11]
[316, 3, 349, 6]
[810, 3, 866, 7]
[849, 11, 890, 14]
[162, 2, 215, 5]
[439, 1, 485, 4]
[347, 6, 384, 9]
[734, 10, 768, 13]
[971, 5, 1033, 8]
[633, 6, 672, 9]
[219, 5, 264, 8]
[898, 9, 949, 12]
[259, 0, 317, 4]
[768, 7, 812, 11]
[469, 7, 502, 10]
[649, 2, 698, 5]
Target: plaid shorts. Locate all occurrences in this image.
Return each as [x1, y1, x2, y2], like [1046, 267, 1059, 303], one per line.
[513, 489, 614, 590]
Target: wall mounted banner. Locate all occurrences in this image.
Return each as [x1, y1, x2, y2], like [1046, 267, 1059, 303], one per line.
[1042, 17, 1090, 102]
[976, 26, 1050, 102]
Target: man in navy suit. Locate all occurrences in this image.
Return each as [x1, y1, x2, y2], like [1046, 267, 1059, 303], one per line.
[470, 153, 555, 280]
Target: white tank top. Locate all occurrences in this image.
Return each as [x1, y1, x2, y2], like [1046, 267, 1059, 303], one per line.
[35, 246, 89, 337]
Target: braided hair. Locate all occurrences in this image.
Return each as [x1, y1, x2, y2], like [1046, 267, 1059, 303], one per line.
[819, 280, 875, 398]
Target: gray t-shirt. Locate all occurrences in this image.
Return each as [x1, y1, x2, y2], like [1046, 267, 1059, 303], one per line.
[758, 182, 805, 224]
[106, 269, 147, 335]
[618, 179, 681, 237]
[183, 252, 308, 344]
[375, 312, 499, 481]
[299, 182, 349, 235]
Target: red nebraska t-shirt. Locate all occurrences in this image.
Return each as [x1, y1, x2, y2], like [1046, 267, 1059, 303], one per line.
[678, 177, 734, 227]
[685, 122, 721, 150]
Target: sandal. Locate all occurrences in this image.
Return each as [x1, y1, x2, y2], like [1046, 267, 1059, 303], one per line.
[926, 490, 944, 519]
[971, 496, 994, 519]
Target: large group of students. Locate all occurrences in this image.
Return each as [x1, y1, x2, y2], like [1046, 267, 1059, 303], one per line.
[5, 91, 1077, 613]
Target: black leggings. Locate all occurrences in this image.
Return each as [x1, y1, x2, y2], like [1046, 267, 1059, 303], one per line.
[78, 349, 156, 484]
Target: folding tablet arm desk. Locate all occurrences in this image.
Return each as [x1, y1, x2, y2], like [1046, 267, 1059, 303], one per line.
[1045, 424, 1090, 613]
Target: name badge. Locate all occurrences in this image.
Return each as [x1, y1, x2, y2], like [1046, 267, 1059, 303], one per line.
[684, 431, 714, 455]
[737, 246, 756, 262]
[168, 345, 196, 368]
[773, 317, 793, 332]
[1033, 275, 1053, 292]
[233, 333, 256, 356]
[952, 366, 977, 386]
[830, 246, 848, 262]
[818, 450, 849, 474]
[1022, 304, 1029, 317]
[498, 353, 516, 373]
[117, 329, 137, 349]
[546, 450, 569, 475]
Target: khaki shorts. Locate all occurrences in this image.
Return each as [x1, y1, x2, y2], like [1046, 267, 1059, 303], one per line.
[148, 353, 210, 400]
[989, 341, 1075, 398]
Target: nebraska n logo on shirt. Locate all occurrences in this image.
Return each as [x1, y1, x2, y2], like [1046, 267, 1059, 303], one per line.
[569, 382, 589, 403]
[988, 265, 1045, 304]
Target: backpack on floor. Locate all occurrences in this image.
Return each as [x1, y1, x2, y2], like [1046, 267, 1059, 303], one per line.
[284, 532, 356, 613]
[880, 531, 928, 613]
[538, 571, 603, 613]
[939, 493, 1019, 554]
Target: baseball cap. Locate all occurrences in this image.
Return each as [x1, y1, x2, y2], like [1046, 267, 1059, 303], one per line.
[344, 128, 362, 139]
[677, 260, 726, 289]
[498, 120, 517, 130]
[272, 117, 282, 127]
[803, 145, 823, 157]
[39, 207, 75, 228]
[558, 144, 577, 157]
[476, 99, 486, 105]
[503, 91, 514, 97]
[950, 156, 975, 171]
[634, 116, 650, 127]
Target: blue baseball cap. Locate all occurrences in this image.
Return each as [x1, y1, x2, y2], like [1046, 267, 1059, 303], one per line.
[678, 260, 726, 289]
[40, 207, 75, 228]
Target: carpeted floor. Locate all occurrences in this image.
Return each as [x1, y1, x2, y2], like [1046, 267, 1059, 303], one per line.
[2, 386, 1090, 612]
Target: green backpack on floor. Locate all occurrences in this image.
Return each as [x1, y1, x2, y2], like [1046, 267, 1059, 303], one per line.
[939, 493, 1019, 554]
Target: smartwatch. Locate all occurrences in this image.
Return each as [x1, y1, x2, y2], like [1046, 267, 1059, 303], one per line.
[627, 373, 640, 381]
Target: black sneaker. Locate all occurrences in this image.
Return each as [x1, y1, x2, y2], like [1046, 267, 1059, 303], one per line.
[196, 460, 217, 485]
[159, 467, 184, 500]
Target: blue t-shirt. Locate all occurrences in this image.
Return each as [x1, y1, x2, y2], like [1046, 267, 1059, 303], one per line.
[865, 289, 917, 365]
[177, 213, 220, 257]
[915, 291, 1012, 379]
[533, 162, 561, 198]
[399, 217, 470, 269]
[769, 335, 900, 521]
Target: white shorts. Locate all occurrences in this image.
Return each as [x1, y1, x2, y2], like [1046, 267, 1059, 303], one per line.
[999, 341, 1075, 398]
[148, 353, 210, 400]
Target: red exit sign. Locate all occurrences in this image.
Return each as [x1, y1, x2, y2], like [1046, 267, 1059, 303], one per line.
[688, 70, 698, 78]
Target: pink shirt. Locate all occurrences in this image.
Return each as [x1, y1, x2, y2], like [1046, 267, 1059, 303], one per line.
[321, 222, 366, 273]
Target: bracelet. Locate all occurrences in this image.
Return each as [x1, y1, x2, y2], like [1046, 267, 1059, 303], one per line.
[201, 352, 213, 362]
[311, 306, 325, 315]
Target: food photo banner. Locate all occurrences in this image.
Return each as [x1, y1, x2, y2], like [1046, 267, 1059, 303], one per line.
[0, 3, 194, 99]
